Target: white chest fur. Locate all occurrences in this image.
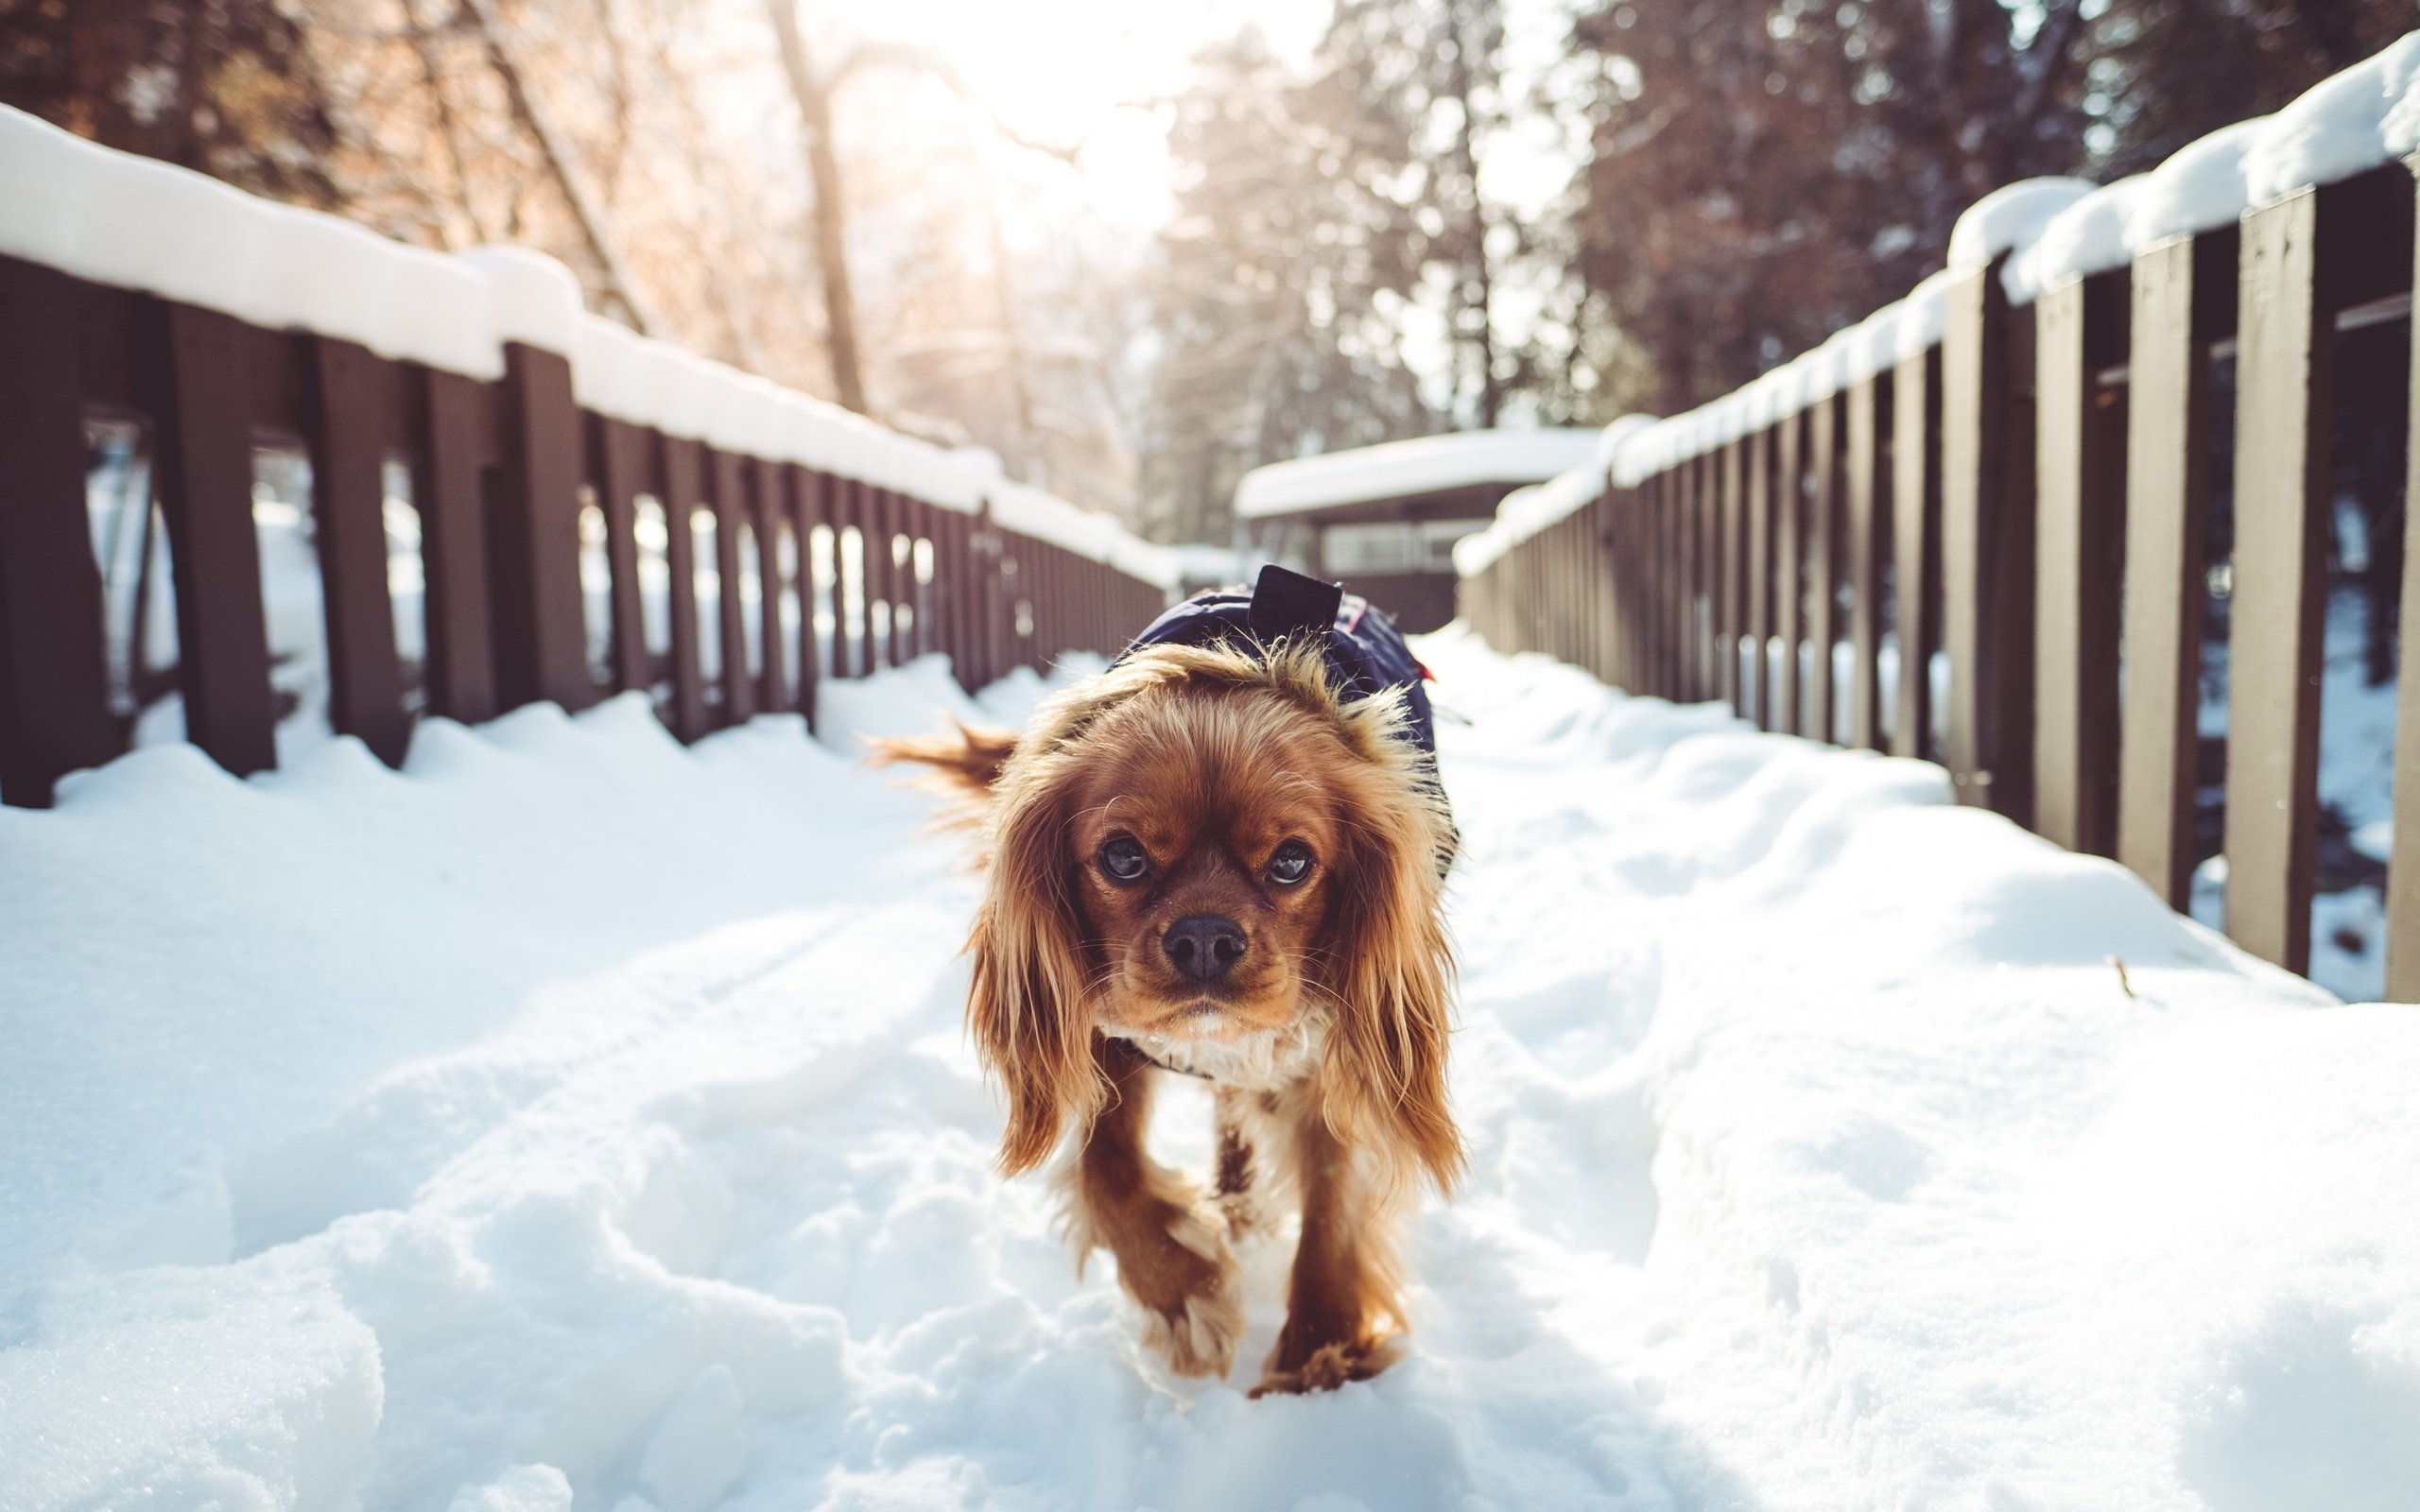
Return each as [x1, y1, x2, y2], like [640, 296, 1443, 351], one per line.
[1113, 1009, 1329, 1092]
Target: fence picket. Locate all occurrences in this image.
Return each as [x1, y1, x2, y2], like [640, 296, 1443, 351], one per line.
[1845, 375, 1887, 750]
[2226, 190, 2335, 973]
[154, 300, 279, 777]
[1745, 426, 1773, 730]
[1941, 262, 2036, 820]
[2032, 270, 2130, 855]
[1773, 407, 1804, 734]
[412, 369, 498, 726]
[306, 336, 411, 766]
[592, 416, 652, 696]
[0, 256, 115, 807]
[492, 344, 593, 715]
[660, 436, 709, 740]
[1889, 350, 1940, 761]
[2116, 235, 2224, 906]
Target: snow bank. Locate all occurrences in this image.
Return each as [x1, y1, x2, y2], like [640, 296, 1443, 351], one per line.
[9, 638, 2417, 1510]
[1234, 429, 1604, 519]
[0, 103, 1179, 586]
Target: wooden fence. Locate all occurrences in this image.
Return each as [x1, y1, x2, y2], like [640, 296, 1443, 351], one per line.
[1461, 161, 2419, 998]
[0, 254, 1169, 810]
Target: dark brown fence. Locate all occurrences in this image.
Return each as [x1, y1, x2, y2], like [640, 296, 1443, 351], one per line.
[0, 255, 1170, 810]
[1461, 161, 2419, 998]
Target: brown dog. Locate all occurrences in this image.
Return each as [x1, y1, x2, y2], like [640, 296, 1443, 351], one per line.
[877, 640, 1461, 1395]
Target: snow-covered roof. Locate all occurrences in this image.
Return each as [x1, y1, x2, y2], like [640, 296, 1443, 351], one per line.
[1235, 429, 1605, 520]
[0, 103, 1178, 588]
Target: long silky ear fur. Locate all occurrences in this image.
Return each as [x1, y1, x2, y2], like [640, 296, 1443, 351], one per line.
[1310, 692, 1464, 1199]
[968, 720, 1110, 1175]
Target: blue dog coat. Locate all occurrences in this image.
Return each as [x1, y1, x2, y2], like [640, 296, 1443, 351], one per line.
[1115, 566, 1441, 758]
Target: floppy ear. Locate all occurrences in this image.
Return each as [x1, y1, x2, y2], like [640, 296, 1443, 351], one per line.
[1316, 752, 1463, 1196]
[968, 749, 1107, 1174]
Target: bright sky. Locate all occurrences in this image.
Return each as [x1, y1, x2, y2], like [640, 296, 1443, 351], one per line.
[824, 0, 1327, 224]
[821, 0, 1580, 232]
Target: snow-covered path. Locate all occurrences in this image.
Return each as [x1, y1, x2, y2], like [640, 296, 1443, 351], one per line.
[6, 638, 2418, 1512]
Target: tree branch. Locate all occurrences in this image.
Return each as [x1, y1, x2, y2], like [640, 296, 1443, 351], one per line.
[459, 0, 660, 334]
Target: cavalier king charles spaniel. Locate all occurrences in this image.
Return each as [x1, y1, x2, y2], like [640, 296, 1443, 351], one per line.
[877, 626, 1460, 1397]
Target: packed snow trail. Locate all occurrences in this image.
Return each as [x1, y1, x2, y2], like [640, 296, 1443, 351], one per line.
[6, 638, 2419, 1511]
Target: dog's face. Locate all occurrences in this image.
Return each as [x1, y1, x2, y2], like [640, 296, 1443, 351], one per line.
[966, 643, 1461, 1190]
[1063, 682, 1349, 1044]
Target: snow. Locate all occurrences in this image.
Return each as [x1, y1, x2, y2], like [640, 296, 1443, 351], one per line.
[2128, 116, 2269, 249]
[1945, 177, 2098, 278]
[2004, 173, 2152, 304]
[2246, 30, 2420, 205]
[9, 633, 2419, 1510]
[1455, 418, 1653, 576]
[1234, 429, 1605, 519]
[0, 103, 1179, 586]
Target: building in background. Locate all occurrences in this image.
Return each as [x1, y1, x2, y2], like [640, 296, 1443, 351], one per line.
[1235, 430, 1600, 632]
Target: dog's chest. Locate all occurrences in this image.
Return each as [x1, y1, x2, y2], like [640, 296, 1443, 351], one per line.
[1115, 1013, 1327, 1091]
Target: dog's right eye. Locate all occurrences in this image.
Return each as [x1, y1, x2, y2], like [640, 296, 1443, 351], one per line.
[1098, 837, 1150, 883]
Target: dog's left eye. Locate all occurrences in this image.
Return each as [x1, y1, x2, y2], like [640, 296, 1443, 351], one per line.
[1266, 840, 1314, 886]
[1098, 836, 1150, 883]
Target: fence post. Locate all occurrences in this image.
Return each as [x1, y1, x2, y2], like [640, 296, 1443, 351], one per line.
[1940, 260, 2036, 819]
[1720, 439, 1744, 712]
[1594, 490, 1621, 682]
[1773, 407, 1804, 734]
[2117, 234, 2226, 905]
[707, 448, 753, 722]
[0, 258, 116, 806]
[2391, 160, 2420, 999]
[1640, 472, 1664, 694]
[752, 456, 792, 713]
[941, 509, 980, 692]
[490, 343, 593, 715]
[2033, 269, 2131, 856]
[413, 369, 498, 726]
[2224, 179, 2365, 974]
[660, 437, 709, 740]
[882, 490, 912, 666]
[305, 336, 410, 765]
[1844, 374, 1888, 751]
[151, 301, 279, 776]
[1890, 349, 1941, 760]
[786, 466, 825, 730]
[1806, 389, 1841, 745]
[1744, 427, 1772, 729]
[1697, 450, 1720, 698]
[592, 417, 651, 697]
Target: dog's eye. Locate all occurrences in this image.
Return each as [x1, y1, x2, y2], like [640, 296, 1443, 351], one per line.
[1098, 836, 1150, 883]
[1266, 839, 1314, 886]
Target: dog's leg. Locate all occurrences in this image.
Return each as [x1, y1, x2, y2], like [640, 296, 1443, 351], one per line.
[1211, 1085, 1261, 1239]
[1252, 1101, 1407, 1397]
[1069, 1037, 1243, 1379]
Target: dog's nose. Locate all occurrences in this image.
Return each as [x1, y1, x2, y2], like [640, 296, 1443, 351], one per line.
[1163, 914, 1248, 982]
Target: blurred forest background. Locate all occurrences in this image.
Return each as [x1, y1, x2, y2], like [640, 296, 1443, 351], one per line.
[2, 0, 2409, 545]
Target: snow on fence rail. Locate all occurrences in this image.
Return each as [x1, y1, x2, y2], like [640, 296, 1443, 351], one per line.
[1460, 31, 2420, 998]
[0, 103, 1176, 807]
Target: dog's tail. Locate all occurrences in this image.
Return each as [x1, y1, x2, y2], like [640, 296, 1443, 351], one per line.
[866, 723, 1020, 809]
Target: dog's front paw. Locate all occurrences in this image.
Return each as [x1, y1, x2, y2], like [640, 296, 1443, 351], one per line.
[1122, 1203, 1244, 1379]
[1249, 1335, 1398, 1397]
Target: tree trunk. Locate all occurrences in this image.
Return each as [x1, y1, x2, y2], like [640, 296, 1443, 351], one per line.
[766, 0, 870, 415]
[1444, 0, 1499, 427]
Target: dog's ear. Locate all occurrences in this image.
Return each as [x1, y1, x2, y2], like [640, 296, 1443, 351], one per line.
[968, 748, 1106, 1174]
[1317, 753, 1463, 1196]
